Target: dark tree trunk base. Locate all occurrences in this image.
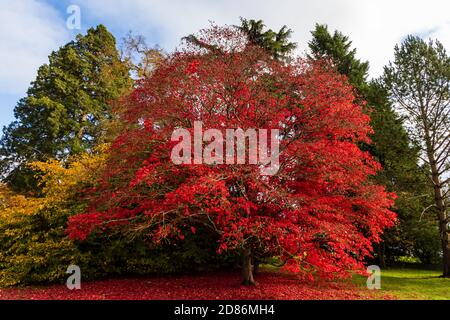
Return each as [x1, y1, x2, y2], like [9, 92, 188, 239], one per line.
[242, 248, 257, 286]
[440, 230, 450, 278]
[241, 279, 258, 286]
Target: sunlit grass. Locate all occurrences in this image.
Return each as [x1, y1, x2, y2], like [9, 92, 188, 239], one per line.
[354, 266, 450, 300]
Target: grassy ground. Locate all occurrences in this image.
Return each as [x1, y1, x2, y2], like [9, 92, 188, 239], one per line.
[354, 266, 450, 300]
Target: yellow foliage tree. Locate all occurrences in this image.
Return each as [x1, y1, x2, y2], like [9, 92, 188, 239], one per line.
[0, 147, 107, 286]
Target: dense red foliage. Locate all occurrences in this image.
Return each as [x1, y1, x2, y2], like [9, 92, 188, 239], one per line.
[67, 26, 396, 280]
[0, 271, 392, 300]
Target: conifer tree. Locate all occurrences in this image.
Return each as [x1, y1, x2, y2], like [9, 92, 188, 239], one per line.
[0, 25, 132, 192]
[384, 36, 450, 275]
[238, 18, 297, 60]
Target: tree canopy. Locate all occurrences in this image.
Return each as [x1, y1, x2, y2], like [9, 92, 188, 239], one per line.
[0, 25, 132, 192]
[67, 26, 396, 284]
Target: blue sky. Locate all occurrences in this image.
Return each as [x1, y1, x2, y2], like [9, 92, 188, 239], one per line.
[1, 0, 450, 134]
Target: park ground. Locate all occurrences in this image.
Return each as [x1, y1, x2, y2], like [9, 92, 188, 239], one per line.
[0, 266, 447, 300]
[354, 266, 450, 300]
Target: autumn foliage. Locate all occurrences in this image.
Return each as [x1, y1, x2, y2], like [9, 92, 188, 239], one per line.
[0, 149, 107, 286]
[67, 26, 396, 282]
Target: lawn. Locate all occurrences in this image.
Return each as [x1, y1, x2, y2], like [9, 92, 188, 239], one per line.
[354, 266, 450, 300]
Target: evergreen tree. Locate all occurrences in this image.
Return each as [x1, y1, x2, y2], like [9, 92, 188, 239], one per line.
[309, 24, 369, 92]
[0, 25, 132, 192]
[383, 36, 450, 275]
[308, 24, 439, 265]
[238, 18, 297, 60]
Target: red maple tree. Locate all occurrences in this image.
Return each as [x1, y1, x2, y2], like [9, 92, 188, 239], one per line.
[68, 26, 396, 285]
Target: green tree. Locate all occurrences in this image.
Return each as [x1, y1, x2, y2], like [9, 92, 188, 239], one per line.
[309, 24, 439, 266]
[238, 18, 297, 60]
[0, 25, 132, 192]
[309, 24, 369, 92]
[383, 36, 450, 276]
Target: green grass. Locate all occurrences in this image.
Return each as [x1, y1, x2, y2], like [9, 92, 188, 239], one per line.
[355, 267, 450, 300]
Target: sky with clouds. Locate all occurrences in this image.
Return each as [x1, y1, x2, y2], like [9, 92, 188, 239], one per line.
[1, 0, 450, 132]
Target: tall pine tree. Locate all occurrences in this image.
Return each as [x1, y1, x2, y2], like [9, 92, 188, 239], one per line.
[383, 36, 450, 274]
[0, 25, 132, 192]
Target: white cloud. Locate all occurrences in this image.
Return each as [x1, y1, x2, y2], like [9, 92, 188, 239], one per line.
[0, 0, 70, 95]
[76, 0, 450, 78]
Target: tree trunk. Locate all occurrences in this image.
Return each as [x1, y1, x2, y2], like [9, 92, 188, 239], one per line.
[440, 222, 450, 277]
[253, 258, 260, 275]
[242, 249, 257, 285]
[430, 166, 449, 277]
[424, 127, 449, 277]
